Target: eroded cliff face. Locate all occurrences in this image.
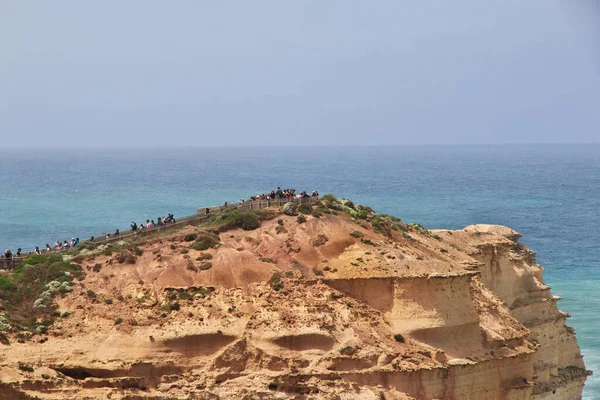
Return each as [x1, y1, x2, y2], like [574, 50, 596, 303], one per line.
[462, 225, 589, 399]
[0, 203, 589, 399]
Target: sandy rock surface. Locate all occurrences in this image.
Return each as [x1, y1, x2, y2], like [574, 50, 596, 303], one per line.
[0, 205, 590, 399]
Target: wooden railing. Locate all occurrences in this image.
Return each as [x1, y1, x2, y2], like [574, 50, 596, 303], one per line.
[0, 196, 319, 270]
[0, 258, 19, 270]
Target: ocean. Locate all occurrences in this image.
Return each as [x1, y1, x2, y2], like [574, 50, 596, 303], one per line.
[0, 144, 598, 397]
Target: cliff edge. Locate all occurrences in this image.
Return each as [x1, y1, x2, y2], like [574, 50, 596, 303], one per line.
[0, 196, 590, 399]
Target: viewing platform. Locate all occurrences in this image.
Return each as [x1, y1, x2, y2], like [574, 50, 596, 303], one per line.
[0, 196, 319, 270]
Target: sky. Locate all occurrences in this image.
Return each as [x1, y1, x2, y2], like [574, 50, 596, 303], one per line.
[1, 1, 599, 147]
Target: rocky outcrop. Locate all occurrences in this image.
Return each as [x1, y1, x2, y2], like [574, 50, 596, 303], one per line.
[0, 206, 589, 399]
[463, 224, 590, 399]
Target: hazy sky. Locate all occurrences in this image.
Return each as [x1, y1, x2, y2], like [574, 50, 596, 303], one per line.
[1, 1, 599, 147]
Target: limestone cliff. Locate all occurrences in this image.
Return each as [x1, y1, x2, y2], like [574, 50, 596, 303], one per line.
[0, 198, 590, 399]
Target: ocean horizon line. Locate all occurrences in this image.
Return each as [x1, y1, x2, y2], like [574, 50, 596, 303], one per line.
[3, 142, 600, 151]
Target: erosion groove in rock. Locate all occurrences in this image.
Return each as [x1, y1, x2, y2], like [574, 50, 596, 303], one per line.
[0, 200, 589, 399]
[163, 333, 237, 357]
[273, 333, 336, 352]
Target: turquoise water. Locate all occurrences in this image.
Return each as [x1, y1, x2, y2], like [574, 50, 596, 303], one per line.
[1, 145, 598, 397]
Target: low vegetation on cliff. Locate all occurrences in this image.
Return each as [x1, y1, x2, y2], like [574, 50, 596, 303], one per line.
[0, 254, 84, 336]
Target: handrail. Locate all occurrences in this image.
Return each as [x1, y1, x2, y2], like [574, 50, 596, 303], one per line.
[0, 196, 319, 270]
[0, 258, 18, 270]
[93, 196, 318, 245]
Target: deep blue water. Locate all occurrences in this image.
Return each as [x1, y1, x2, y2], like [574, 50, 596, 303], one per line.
[0, 145, 598, 397]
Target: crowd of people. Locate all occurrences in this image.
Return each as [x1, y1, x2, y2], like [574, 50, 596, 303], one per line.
[97, 213, 177, 241]
[1, 188, 319, 267]
[1, 237, 82, 264]
[241, 188, 319, 202]
[130, 213, 176, 233]
[1, 212, 177, 266]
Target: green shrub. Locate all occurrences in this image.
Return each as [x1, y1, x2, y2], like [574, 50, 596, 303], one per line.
[321, 194, 342, 210]
[75, 241, 97, 252]
[320, 194, 337, 203]
[260, 257, 276, 264]
[181, 249, 189, 254]
[161, 301, 181, 312]
[114, 318, 123, 325]
[187, 261, 198, 272]
[311, 210, 322, 218]
[196, 253, 213, 261]
[339, 346, 356, 355]
[0, 276, 16, 293]
[361, 238, 376, 246]
[240, 214, 260, 230]
[408, 223, 429, 235]
[311, 234, 328, 246]
[122, 243, 143, 256]
[117, 250, 136, 264]
[211, 209, 261, 231]
[349, 231, 363, 238]
[191, 233, 220, 251]
[18, 363, 34, 373]
[298, 204, 312, 214]
[71, 255, 86, 264]
[35, 324, 48, 334]
[192, 286, 215, 297]
[199, 262, 213, 271]
[102, 245, 121, 256]
[20, 254, 63, 266]
[178, 291, 193, 301]
[269, 273, 284, 291]
[297, 215, 307, 224]
[282, 202, 297, 216]
[403, 232, 418, 242]
[184, 233, 197, 242]
[0, 332, 9, 345]
[340, 199, 355, 209]
[355, 209, 368, 219]
[0, 254, 85, 334]
[394, 333, 404, 343]
[316, 206, 330, 214]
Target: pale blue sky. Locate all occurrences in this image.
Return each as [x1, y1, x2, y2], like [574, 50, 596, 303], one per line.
[1, 1, 598, 147]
